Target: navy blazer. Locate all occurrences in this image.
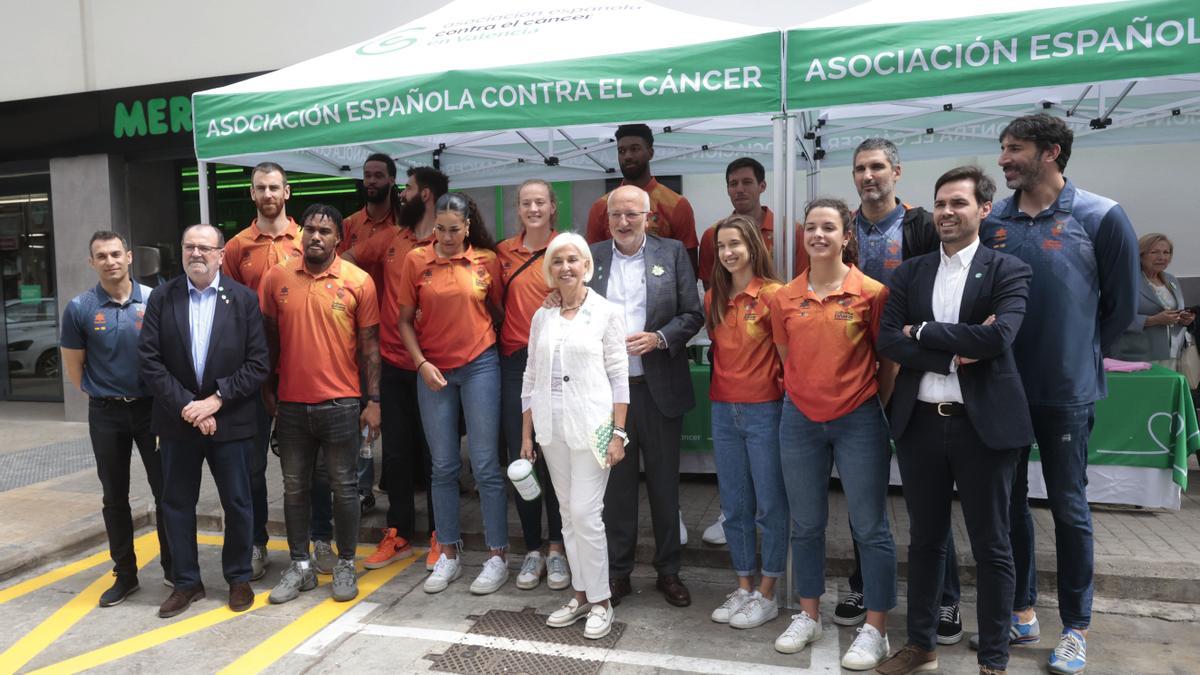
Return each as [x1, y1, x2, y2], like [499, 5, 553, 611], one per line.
[138, 274, 269, 442]
[877, 244, 1035, 450]
[589, 235, 704, 419]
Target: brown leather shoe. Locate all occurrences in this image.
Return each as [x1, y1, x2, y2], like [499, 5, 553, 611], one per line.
[655, 574, 691, 607]
[229, 582, 254, 612]
[875, 643, 937, 674]
[158, 585, 206, 618]
[609, 577, 632, 607]
[978, 667, 1006, 675]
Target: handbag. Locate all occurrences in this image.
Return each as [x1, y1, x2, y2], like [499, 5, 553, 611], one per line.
[1180, 332, 1200, 390]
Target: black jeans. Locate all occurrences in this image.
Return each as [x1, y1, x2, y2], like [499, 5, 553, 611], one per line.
[501, 349, 562, 550]
[88, 397, 171, 580]
[896, 406, 1019, 670]
[380, 362, 434, 539]
[276, 399, 362, 561]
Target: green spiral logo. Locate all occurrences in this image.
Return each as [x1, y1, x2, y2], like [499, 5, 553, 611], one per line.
[357, 27, 424, 55]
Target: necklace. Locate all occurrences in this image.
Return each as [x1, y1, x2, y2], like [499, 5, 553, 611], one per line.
[561, 289, 588, 312]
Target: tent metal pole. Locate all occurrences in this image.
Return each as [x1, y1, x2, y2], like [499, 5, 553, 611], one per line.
[772, 115, 786, 276]
[785, 115, 797, 280]
[197, 160, 211, 224]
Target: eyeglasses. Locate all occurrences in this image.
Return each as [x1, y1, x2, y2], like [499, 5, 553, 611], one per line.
[183, 244, 222, 254]
[607, 211, 648, 222]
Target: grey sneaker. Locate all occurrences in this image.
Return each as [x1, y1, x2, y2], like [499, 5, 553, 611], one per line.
[331, 558, 358, 602]
[312, 540, 337, 575]
[268, 561, 317, 604]
[546, 551, 571, 591]
[250, 544, 269, 581]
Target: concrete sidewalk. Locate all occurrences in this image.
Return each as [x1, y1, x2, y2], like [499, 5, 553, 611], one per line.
[3, 401, 1200, 608]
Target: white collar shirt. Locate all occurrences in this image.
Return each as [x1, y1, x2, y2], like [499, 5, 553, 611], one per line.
[607, 237, 647, 377]
[917, 238, 980, 403]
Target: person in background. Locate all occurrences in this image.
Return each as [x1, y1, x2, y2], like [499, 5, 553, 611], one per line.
[350, 166, 447, 574]
[585, 123, 699, 274]
[521, 232, 629, 640]
[704, 215, 788, 632]
[770, 198, 897, 671]
[980, 113, 1139, 675]
[397, 192, 510, 596]
[61, 230, 172, 606]
[588, 184, 704, 609]
[138, 224, 268, 618]
[1110, 233, 1195, 370]
[498, 179, 569, 592]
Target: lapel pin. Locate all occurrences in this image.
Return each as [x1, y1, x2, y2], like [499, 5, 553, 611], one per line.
[974, 272, 983, 278]
[651, 265, 665, 277]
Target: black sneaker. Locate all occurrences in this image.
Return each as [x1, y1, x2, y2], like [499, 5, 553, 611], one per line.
[99, 572, 140, 607]
[833, 591, 866, 626]
[937, 602, 964, 645]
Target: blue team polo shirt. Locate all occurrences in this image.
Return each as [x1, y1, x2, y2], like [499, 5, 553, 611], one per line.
[855, 202, 905, 288]
[59, 282, 153, 398]
[980, 179, 1138, 406]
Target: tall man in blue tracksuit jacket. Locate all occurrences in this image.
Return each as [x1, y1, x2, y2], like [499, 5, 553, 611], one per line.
[980, 113, 1138, 675]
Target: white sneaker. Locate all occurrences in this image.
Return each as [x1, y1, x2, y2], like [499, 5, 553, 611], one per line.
[423, 554, 462, 594]
[711, 587, 752, 624]
[469, 555, 510, 595]
[584, 603, 613, 639]
[730, 591, 779, 629]
[702, 513, 727, 545]
[774, 611, 821, 654]
[678, 511, 689, 546]
[841, 623, 889, 670]
[546, 597, 590, 627]
[515, 551, 545, 590]
[546, 551, 571, 590]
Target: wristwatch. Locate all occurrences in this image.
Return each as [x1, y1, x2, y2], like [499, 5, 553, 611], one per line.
[366, 394, 380, 403]
[612, 426, 629, 446]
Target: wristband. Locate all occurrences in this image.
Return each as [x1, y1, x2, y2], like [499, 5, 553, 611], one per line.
[415, 360, 428, 373]
[366, 394, 380, 403]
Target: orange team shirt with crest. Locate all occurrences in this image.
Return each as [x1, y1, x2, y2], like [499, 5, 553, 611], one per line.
[496, 231, 558, 357]
[339, 207, 396, 291]
[697, 207, 809, 285]
[769, 265, 888, 422]
[221, 217, 303, 293]
[584, 177, 698, 249]
[705, 277, 784, 403]
[395, 244, 503, 370]
[364, 227, 434, 369]
[258, 256, 379, 404]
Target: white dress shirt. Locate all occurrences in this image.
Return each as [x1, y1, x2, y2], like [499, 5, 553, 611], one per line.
[186, 271, 221, 384]
[606, 238, 648, 377]
[917, 239, 980, 403]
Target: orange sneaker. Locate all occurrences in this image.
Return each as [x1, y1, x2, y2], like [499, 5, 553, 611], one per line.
[425, 531, 442, 571]
[363, 528, 412, 570]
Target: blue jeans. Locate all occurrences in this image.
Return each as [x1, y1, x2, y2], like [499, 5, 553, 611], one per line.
[501, 348, 562, 550]
[780, 397, 896, 611]
[417, 347, 507, 550]
[711, 400, 788, 578]
[1011, 403, 1095, 629]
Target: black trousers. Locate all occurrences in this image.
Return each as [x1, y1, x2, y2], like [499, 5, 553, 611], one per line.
[895, 404, 1019, 671]
[161, 436, 254, 589]
[88, 397, 171, 580]
[380, 362, 434, 539]
[604, 379, 682, 578]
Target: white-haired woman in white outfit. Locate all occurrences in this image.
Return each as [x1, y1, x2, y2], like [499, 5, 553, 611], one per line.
[521, 232, 629, 639]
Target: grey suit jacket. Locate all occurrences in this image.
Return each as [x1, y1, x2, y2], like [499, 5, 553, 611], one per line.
[1110, 271, 1187, 362]
[589, 235, 703, 418]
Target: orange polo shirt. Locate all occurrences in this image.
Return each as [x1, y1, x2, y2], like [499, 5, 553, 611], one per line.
[221, 217, 303, 293]
[698, 207, 809, 286]
[769, 265, 888, 422]
[497, 231, 558, 357]
[585, 177, 698, 249]
[396, 244, 502, 370]
[705, 277, 784, 403]
[259, 256, 379, 404]
[361, 227, 434, 370]
[339, 207, 396, 290]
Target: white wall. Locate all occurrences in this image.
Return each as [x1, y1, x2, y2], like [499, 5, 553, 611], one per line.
[682, 142, 1200, 279]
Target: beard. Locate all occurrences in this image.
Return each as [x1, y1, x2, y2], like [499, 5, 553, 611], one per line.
[364, 184, 391, 204]
[400, 196, 425, 228]
[619, 160, 647, 180]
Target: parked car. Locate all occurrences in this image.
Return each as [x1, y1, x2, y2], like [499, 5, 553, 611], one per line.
[7, 297, 58, 377]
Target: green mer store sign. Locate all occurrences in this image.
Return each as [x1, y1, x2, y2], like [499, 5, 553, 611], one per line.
[113, 96, 193, 138]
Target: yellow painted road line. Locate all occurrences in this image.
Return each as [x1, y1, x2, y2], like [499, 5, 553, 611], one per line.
[195, 534, 378, 558]
[0, 536, 160, 674]
[0, 532, 159, 606]
[217, 555, 418, 675]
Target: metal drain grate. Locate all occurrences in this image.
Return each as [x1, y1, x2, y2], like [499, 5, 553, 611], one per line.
[427, 608, 625, 675]
[0, 438, 95, 492]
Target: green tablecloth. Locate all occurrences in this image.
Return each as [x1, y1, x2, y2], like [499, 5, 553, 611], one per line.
[680, 363, 1199, 489]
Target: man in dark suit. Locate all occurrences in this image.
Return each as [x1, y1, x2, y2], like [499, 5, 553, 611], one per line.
[588, 184, 704, 607]
[139, 224, 269, 618]
[875, 167, 1034, 675]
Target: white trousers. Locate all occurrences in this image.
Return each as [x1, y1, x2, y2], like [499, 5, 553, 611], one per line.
[542, 410, 611, 603]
